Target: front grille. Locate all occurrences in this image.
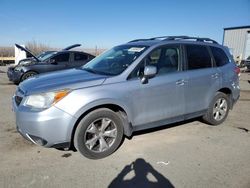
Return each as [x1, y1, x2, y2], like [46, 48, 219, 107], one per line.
[15, 96, 23, 106]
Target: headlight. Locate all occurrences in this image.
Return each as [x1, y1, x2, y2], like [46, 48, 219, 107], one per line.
[23, 90, 70, 109]
[14, 66, 23, 72]
[19, 60, 31, 65]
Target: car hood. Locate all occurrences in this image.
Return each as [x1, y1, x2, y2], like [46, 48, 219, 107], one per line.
[15, 44, 40, 62]
[19, 68, 108, 95]
[8, 59, 37, 70]
[18, 58, 38, 66]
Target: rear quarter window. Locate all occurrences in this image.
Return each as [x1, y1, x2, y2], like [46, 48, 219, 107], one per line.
[210, 46, 229, 67]
[74, 53, 88, 61]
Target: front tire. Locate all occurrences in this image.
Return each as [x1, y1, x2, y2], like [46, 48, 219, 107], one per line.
[203, 92, 230, 125]
[74, 108, 124, 159]
[21, 71, 37, 82]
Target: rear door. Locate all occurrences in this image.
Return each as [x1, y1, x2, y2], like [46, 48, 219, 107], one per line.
[183, 44, 221, 115]
[71, 52, 90, 68]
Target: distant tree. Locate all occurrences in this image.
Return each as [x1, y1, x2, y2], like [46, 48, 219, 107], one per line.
[25, 40, 53, 56]
[0, 47, 14, 57]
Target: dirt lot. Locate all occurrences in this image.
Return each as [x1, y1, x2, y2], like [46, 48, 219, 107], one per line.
[0, 65, 249, 188]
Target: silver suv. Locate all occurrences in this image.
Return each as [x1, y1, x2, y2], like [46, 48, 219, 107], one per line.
[13, 36, 240, 159]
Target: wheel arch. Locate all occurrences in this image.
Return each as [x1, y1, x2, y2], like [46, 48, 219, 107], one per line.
[70, 103, 133, 150]
[20, 70, 39, 82]
[217, 87, 233, 109]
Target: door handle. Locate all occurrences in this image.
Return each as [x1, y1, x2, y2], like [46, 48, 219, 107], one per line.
[176, 79, 187, 86]
[211, 73, 219, 78]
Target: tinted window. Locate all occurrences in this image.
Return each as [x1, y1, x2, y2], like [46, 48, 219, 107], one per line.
[186, 45, 212, 69]
[74, 53, 88, 61]
[210, 47, 229, 67]
[52, 53, 69, 63]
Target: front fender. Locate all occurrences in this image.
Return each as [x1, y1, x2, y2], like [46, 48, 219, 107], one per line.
[74, 98, 132, 123]
[54, 88, 133, 125]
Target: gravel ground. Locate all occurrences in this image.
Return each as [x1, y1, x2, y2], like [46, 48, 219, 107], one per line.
[0, 65, 249, 188]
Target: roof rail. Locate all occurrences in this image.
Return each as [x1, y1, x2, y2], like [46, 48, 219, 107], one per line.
[149, 36, 172, 40]
[128, 36, 218, 44]
[166, 36, 218, 44]
[128, 39, 149, 43]
[128, 37, 172, 43]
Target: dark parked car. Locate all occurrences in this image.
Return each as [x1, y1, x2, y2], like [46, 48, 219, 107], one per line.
[18, 50, 57, 66]
[245, 56, 250, 70]
[18, 44, 85, 66]
[7, 44, 95, 84]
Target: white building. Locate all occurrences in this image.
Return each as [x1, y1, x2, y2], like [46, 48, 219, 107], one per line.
[223, 25, 250, 61]
[14, 44, 27, 65]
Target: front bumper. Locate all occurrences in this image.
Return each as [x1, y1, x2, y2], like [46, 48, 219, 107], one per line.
[7, 67, 23, 83]
[12, 96, 77, 148]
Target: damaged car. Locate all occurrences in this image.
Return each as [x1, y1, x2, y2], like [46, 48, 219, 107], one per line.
[7, 44, 95, 84]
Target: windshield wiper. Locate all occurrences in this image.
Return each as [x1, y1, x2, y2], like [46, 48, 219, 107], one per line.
[82, 68, 100, 74]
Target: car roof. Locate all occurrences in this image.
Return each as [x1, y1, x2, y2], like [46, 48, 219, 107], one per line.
[124, 36, 222, 48]
[54, 50, 94, 56]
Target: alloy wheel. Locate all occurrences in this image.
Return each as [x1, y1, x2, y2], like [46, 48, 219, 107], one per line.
[213, 98, 228, 121]
[84, 118, 118, 153]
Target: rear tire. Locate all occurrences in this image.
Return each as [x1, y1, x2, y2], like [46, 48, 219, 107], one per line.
[203, 92, 230, 125]
[74, 108, 124, 159]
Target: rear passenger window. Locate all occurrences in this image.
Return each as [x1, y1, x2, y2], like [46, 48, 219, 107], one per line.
[210, 47, 229, 67]
[186, 45, 212, 70]
[52, 53, 69, 63]
[74, 53, 88, 61]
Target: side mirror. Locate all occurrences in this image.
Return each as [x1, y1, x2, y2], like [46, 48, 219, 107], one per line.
[141, 65, 157, 84]
[49, 59, 57, 65]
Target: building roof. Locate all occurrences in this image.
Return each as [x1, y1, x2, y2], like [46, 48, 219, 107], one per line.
[224, 25, 250, 30]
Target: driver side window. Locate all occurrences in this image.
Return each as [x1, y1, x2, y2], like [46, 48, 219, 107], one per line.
[51, 53, 69, 63]
[129, 45, 180, 79]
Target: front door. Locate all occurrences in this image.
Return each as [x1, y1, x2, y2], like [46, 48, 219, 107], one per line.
[128, 45, 186, 126]
[42, 52, 70, 73]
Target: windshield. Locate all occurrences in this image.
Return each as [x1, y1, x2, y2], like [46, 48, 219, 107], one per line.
[83, 45, 148, 75]
[38, 51, 57, 61]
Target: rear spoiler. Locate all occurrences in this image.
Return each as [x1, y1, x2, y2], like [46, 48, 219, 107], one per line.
[62, 44, 81, 51]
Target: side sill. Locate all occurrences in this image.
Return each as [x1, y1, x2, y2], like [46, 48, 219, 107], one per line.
[132, 110, 206, 133]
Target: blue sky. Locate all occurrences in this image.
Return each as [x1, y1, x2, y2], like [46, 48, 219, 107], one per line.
[0, 0, 249, 49]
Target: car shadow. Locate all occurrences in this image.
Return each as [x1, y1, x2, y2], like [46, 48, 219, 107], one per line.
[0, 82, 16, 85]
[108, 158, 174, 188]
[64, 117, 202, 153]
[131, 117, 201, 138]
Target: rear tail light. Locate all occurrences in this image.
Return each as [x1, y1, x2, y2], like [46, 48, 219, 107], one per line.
[234, 67, 240, 76]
